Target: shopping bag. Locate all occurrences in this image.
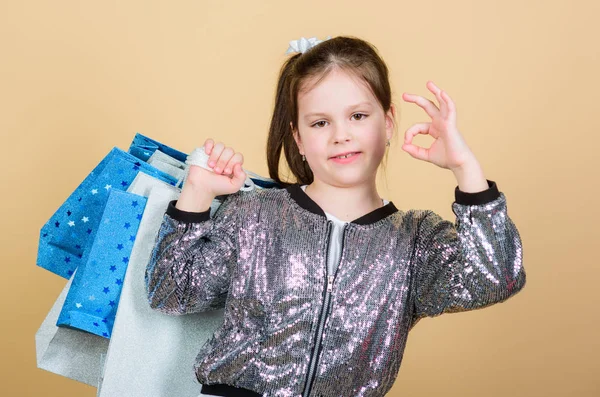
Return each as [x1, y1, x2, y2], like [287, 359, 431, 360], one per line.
[37, 147, 179, 279]
[147, 149, 187, 185]
[130, 135, 281, 191]
[35, 270, 109, 386]
[174, 146, 282, 191]
[127, 132, 188, 164]
[56, 188, 147, 338]
[98, 172, 224, 396]
[98, 168, 280, 396]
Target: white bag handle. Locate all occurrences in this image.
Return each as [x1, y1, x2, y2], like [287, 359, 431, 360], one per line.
[176, 147, 255, 192]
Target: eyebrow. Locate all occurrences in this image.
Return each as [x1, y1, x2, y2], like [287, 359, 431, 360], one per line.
[303, 102, 373, 120]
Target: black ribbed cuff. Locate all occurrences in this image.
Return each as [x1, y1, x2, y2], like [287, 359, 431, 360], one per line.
[201, 383, 262, 397]
[454, 179, 500, 205]
[165, 200, 211, 223]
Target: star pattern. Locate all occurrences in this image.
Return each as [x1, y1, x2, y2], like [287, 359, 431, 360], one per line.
[41, 136, 184, 339]
[55, 188, 149, 338]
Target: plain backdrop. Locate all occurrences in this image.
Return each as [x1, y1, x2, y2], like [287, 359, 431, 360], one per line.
[1, 0, 598, 396]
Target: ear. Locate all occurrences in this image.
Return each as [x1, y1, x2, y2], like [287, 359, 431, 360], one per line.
[385, 104, 396, 142]
[291, 121, 304, 154]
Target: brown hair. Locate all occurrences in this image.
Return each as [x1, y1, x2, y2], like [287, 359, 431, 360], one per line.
[266, 35, 398, 187]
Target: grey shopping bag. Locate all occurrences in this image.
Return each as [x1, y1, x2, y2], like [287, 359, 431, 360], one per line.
[35, 270, 109, 386]
[97, 172, 225, 397]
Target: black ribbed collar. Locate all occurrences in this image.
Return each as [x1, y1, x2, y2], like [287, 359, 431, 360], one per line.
[284, 184, 399, 225]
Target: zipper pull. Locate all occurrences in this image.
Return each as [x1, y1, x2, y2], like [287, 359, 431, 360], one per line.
[327, 275, 334, 292]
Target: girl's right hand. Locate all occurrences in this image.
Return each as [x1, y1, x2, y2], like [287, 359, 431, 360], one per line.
[185, 138, 247, 197]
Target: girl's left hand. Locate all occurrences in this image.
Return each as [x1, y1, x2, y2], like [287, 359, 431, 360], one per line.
[401, 81, 474, 171]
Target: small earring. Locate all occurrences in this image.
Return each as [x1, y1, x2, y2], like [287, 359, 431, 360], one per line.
[302, 154, 306, 162]
[386, 140, 390, 147]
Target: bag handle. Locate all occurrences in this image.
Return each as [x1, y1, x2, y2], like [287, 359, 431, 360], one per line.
[176, 147, 256, 192]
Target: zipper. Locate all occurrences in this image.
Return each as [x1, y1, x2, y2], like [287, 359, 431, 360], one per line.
[302, 221, 347, 397]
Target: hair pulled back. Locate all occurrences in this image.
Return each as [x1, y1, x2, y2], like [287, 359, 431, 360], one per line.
[266, 35, 396, 186]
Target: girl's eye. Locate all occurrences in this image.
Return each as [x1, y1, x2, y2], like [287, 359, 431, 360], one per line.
[311, 114, 368, 128]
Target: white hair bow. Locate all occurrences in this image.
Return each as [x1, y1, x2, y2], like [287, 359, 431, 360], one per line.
[285, 36, 332, 54]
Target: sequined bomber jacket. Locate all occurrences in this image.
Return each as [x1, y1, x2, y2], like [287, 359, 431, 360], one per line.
[145, 179, 526, 397]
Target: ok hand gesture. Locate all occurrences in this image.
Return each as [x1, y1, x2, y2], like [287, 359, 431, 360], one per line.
[401, 81, 475, 171]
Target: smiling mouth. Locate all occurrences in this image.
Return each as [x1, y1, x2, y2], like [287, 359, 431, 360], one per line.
[331, 152, 360, 159]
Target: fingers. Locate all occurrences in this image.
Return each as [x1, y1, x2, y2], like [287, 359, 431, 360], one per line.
[402, 81, 456, 120]
[203, 138, 215, 155]
[402, 122, 431, 162]
[427, 81, 456, 120]
[402, 142, 430, 162]
[427, 81, 445, 116]
[203, 138, 244, 176]
[440, 90, 456, 123]
[402, 93, 439, 119]
[223, 152, 244, 175]
[207, 142, 224, 168]
[404, 122, 431, 144]
[214, 146, 234, 173]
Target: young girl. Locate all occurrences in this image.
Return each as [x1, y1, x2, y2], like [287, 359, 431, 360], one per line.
[145, 35, 526, 397]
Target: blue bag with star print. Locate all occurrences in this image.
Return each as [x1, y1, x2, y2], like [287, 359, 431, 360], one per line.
[55, 188, 147, 338]
[127, 132, 188, 163]
[36, 147, 180, 279]
[127, 133, 282, 190]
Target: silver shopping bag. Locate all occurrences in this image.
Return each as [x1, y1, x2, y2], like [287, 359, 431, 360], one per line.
[147, 149, 187, 184]
[97, 172, 226, 397]
[35, 270, 109, 386]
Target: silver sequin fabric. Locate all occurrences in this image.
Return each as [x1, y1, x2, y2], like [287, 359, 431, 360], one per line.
[145, 182, 526, 397]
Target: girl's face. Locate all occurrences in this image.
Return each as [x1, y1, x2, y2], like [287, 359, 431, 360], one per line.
[292, 68, 395, 189]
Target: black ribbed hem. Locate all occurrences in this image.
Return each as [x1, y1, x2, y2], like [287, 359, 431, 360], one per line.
[200, 383, 262, 396]
[454, 179, 500, 205]
[165, 200, 211, 223]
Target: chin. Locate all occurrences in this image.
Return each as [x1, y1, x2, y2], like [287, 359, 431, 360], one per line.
[326, 176, 373, 188]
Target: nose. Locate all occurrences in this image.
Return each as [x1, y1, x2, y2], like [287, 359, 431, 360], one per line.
[331, 123, 352, 144]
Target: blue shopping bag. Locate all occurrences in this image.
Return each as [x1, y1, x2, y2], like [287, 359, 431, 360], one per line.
[128, 132, 282, 190]
[37, 147, 178, 279]
[127, 132, 188, 163]
[56, 189, 147, 338]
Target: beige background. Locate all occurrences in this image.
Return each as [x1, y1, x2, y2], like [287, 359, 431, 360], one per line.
[1, 0, 597, 396]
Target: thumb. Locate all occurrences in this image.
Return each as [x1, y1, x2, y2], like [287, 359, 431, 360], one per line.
[231, 163, 247, 188]
[402, 144, 428, 162]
